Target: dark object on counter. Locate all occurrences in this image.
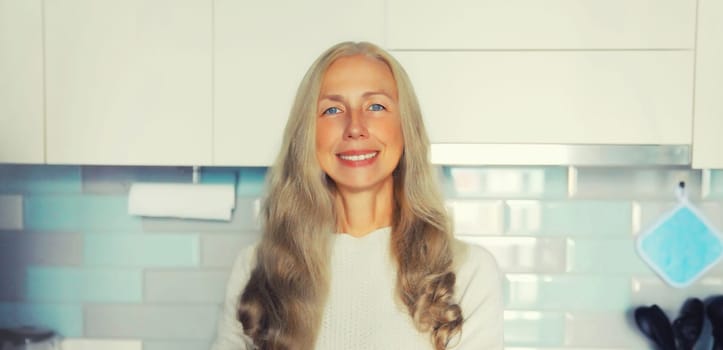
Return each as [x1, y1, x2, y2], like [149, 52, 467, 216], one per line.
[635, 304, 677, 350]
[0, 326, 58, 349]
[672, 298, 704, 350]
[709, 295, 723, 350]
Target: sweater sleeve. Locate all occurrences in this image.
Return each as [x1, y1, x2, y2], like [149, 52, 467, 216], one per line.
[451, 243, 505, 350]
[210, 245, 257, 350]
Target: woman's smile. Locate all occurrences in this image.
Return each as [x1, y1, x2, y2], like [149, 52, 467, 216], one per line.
[336, 150, 379, 166]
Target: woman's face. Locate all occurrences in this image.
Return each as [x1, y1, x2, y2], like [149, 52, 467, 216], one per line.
[315, 54, 404, 193]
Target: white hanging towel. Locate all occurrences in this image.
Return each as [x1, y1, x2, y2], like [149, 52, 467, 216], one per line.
[128, 182, 236, 221]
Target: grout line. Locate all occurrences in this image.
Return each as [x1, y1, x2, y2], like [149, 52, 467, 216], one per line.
[631, 201, 641, 236]
[702, 169, 711, 199]
[566, 166, 578, 198]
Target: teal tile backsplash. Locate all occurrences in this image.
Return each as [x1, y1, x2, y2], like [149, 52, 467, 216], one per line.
[504, 311, 566, 346]
[26, 267, 142, 303]
[24, 195, 143, 231]
[84, 233, 199, 267]
[505, 274, 631, 311]
[0, 165, 722, 350]
[0, 303, 83, 337]
[566, 239, 651, 274]
[506, 200, 633, 236]
[0, 165, 82, 194]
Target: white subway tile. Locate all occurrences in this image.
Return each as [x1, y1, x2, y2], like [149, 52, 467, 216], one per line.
[504, 310, 565, 346]
[631, 275, 723, 308]
[572, 167, 701, 199]
[566, 238, 650, 274]
[506, 200, 632, 236]
[505, 274, 630, 311]
[84, 304, 219, 339]
[563, 312, 649, 348]
[200, 231, 260, 267]
[144, 269, 228, 303]
[446, 199, 504, 234]
[143, 340, 210, 350]
[458, 236, 566, 273]
[445, 166, 567, 198]
[61, 338, 142, 350]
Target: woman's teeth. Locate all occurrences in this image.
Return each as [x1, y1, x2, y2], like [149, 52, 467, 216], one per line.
[338, 152, 378, 161]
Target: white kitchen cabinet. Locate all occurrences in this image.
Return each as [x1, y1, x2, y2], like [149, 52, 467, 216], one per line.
[388, 0, 696, 50]
[393, 51, 693, 145]
[692, 0, 723, 169]
[0, 0, 44, 163]
[213, 0, 385, 166]
[44, 0, 213, 165]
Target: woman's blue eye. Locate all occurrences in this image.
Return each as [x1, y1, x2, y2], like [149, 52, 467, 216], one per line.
[369, 104, 386, 111]
[323, 107, 341, 115]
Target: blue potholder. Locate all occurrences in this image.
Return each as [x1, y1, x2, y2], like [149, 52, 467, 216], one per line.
[636, 198, 723, 288]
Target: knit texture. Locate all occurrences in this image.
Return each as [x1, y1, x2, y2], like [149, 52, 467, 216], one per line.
[211, 227, 504, 350]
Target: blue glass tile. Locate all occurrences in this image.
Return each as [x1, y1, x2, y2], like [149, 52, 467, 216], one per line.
[26, 267, 142, 302]
[24, 195, 142, 232]
[637, 203, 723, 287]
[504, 311, 565, 346]
[0, 303, 83, 337]
[442, 166, 567, 199]
[0, 165, 81, 194]
[237, 167, 267, 197]
[505, 274, 630, 311]
[567, 239, 651, 274]
[84, 234, 199, 267]
[573, 167, 701, 200]
[506, 200, 632, 236]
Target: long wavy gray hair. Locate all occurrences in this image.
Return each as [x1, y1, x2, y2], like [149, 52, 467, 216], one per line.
[237, 41, 462, 350]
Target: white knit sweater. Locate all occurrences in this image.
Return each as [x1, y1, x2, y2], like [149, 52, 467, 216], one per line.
[211, 227, 504, 350]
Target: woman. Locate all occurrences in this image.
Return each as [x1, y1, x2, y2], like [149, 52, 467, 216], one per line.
[212, 42, 503, 350]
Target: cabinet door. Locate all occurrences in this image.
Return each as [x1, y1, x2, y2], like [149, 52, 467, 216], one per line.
[388, 0, 695, 49]
[213, 0, 385, 166]
[393, 51, 693, 145]
[692, 0, 723, 169]
[45, 0, 212, 165]
[0, 0, 44, 163]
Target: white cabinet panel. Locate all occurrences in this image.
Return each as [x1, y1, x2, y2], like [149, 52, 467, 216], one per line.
[394, 51, 693, 145]
[45, 0, 212, 165]
[214, 0, 385, 166]
[692, 0, 723, 169]
[0, 0, 44, 163]
[388, 0, 695, 49]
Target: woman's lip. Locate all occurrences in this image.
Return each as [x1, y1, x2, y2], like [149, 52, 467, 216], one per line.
[336, 149, 378, 156]
[336, 151, 379, 167]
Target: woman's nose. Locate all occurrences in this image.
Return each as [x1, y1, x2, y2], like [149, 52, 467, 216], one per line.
[344, 111, 368, 139]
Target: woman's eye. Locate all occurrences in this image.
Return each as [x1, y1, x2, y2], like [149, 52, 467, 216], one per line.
[368, 103, 386, 112]
[322, 107, 342, 115]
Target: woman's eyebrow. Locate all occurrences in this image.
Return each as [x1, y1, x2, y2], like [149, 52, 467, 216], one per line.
[319, 94, 345, 103]
[319, 91, 394, 103]
[362, 91, 393, 99]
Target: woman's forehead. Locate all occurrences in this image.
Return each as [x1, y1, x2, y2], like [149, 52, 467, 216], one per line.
[320, 55, 397, 99]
